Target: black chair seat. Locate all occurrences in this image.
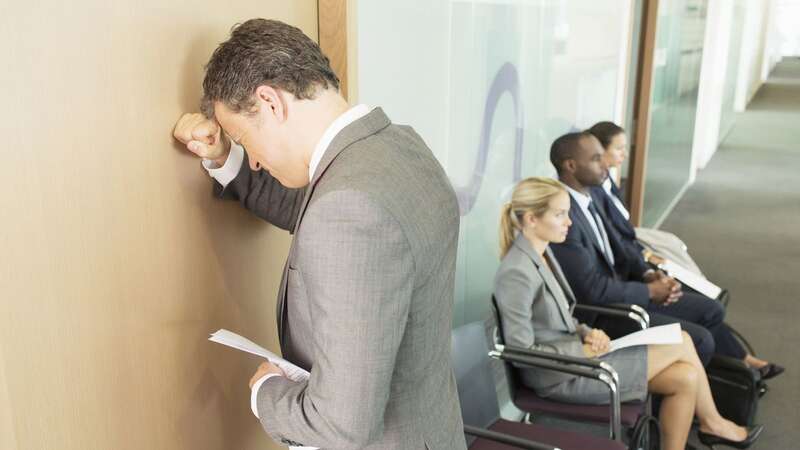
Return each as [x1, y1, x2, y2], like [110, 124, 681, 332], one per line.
[470, 419, 626, 450]
[514, 387, 645, 428]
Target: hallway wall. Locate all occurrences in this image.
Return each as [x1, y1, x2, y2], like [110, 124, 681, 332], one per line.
[0, 2, 316, 449]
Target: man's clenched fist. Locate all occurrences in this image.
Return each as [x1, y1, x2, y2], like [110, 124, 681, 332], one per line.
[173, 113, 230, 166]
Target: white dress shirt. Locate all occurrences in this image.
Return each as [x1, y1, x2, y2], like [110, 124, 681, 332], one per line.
[201, 104, 372, 425]
[202, 104, 372, 189]
[563, 184, 615, 266]
[602, 176, 631, 220]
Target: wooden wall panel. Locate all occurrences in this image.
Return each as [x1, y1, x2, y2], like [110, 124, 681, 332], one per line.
[628, 0, 660, 226]
[0, 2, 317, 449]
[319, 0, 349, 100]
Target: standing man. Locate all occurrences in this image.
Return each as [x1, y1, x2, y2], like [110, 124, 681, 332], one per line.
[173, 19, 465, 449]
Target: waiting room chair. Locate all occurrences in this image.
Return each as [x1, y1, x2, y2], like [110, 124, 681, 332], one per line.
[453, 321, 628, 450]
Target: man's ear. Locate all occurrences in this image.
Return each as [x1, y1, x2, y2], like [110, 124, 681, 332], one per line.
[563, 159, 577, 174]
[254, 85, 288, 123]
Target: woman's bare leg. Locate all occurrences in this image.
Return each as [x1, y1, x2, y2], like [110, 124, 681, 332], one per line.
[647, 332, 748, 442]
[744, 353, 768, 369]
[647, 359, 698, 450]
[672, 332, 748, 441]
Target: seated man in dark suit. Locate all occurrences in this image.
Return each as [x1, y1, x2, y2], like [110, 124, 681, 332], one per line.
[588, 121, 707, 276]
[585, 124, 783, 379]
[548, 131, 769, 367]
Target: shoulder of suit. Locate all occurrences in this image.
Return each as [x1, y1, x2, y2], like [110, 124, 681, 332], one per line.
[498, 244, 537, 272]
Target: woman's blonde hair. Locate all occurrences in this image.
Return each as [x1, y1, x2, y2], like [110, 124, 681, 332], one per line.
[499, 177, 567, 257]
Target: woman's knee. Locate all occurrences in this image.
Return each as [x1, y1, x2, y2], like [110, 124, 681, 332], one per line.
[673, 362, 699, 392]
[659, 362, 699, 394]
[650, 361, 698, 395]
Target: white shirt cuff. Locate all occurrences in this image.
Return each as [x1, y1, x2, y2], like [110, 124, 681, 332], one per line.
[202, 143, 244, 188]
[250, 373, 282, 419]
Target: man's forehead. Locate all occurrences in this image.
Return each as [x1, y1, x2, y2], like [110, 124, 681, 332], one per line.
[213, 103, 242, 134]
[578, 135, 603, 156]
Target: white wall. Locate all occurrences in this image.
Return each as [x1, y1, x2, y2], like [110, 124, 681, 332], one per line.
[775, 0, 800, 56]
[734, 0, 773, 111]
[692, 0, 735, 172]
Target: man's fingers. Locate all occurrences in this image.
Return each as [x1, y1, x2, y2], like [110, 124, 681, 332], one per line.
[187, 140, 215, 158]
[173, 113, 217, 145]
[191, 120, 220, 144]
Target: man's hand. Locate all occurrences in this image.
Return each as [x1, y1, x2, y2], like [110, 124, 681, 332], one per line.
[583, 328, 611, 355]
[647, 272, 683, 305]
[647, 276, 673, 304]
[172, 113, 231, 166]
[249, 361, 285, 389]
[663, 275, 683, 304]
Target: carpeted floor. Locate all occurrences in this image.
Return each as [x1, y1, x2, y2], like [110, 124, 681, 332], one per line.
[660, 57, 800, 449]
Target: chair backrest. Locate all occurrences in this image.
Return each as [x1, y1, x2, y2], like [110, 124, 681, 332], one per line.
[490, 295, 523, 397]
[451, 321, 502, 431]
[490, 296, 506, 345]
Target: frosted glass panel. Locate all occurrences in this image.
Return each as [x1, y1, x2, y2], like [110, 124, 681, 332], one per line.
[356, 0, 632, 325]
[642, 0, 708, 227]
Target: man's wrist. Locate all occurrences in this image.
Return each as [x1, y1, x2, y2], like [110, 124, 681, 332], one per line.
[250, 373, 281, 419]
[213, 136, 232, 167]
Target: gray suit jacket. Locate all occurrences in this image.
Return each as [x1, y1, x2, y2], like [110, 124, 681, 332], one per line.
[216, 108, 465, 450]
[493, 234, 591, 391]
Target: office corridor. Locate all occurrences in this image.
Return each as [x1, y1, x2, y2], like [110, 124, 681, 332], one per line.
[661, 58, 800, 448]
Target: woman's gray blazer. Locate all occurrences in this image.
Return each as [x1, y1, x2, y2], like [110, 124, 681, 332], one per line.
[494, 233, 648, 403]
[494, 233, 591, 391]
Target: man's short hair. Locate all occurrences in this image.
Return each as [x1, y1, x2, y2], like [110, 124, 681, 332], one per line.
[550, 131, 594, 174]
[201, 19, 340, 118]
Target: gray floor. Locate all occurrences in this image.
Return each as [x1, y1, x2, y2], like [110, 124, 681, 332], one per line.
[660, 58, 800, 449]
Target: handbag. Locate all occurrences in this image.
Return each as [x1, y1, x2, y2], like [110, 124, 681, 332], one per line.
[706, 355, 762, 426]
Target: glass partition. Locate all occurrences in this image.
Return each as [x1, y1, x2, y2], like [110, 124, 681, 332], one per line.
[641, 0, 708, 226]
[356, 0, 633, 325]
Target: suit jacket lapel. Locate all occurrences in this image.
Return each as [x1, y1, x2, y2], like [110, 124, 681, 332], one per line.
[545, 246, 577, 306]
[569, 196, 614, 270]
[514, 235, 576, 332]
[610, 177, 623, 201]
[277, 108, 392, 348]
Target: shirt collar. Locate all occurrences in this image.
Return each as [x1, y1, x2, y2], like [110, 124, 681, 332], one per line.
[562, 182, 593, 210]
[308, 104, 372, 181]
[602, 176, 613, 195]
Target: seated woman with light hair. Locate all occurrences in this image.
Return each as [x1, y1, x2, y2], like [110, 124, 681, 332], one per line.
[493, 177, 761, 450]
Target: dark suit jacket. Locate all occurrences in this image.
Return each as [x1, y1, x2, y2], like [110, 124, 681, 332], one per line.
[549, 192, 651, 308]
[591, 179, 645, 256]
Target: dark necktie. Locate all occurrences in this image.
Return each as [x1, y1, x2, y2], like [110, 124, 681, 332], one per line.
[587, 201, 615, 266]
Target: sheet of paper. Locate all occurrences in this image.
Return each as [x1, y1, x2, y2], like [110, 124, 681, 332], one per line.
[209, 329, 310, 382]
[209, 330, 316, 450]
[660, 261, 722, 300]
[609, 323, 683, 352]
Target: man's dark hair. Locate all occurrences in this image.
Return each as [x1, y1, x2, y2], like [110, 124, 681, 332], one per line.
[588, 121, 625, 149]
[201, 19, 340, 118]
[550, 131, 594, 175]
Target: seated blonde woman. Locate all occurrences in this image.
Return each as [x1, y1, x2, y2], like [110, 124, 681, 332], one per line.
[493, 177, 762, 450]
